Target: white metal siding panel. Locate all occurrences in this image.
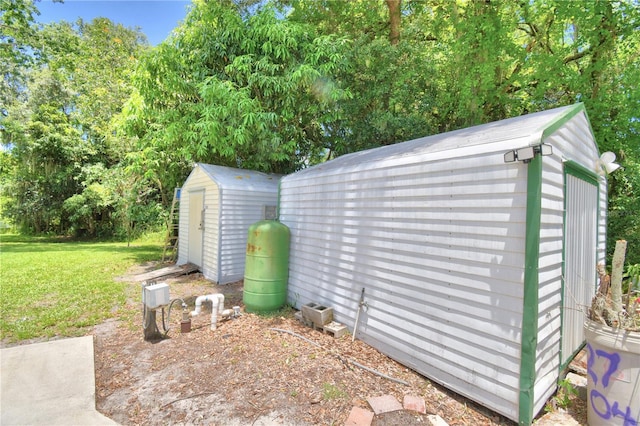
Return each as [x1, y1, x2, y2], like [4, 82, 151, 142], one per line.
[218, 189, 279, 284]
[531, 112, 602, 416]
[546, 112, 606, 263]
[281, 151, 528, 421]
[533, 155, 565, 415]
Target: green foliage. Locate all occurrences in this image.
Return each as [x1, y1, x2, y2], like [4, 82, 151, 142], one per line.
[545, 378, 578, 412]
[625, 263, 640, 294]
[1, 15, 149, 237]
[0, 234, 162, 342]
[122, 0, 350, 202]
[1, 0, 639, 256]
[0, 0, 41, 109]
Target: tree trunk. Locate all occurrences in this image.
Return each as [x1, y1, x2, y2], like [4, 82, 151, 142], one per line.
[386, 0, 401, 45]
[611, 240, 627, 316]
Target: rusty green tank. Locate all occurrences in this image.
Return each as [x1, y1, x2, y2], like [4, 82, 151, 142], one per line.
[243, 220, 290, 312]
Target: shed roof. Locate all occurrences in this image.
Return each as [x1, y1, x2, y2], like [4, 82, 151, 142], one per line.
[287, 103, 593, 179]
[195, 164, 280, 191]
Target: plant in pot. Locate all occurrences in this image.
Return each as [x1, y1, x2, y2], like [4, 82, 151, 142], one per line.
[585, 240, 640, 426]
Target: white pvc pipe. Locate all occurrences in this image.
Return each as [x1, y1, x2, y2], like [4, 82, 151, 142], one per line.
[191, 294, 225, 330]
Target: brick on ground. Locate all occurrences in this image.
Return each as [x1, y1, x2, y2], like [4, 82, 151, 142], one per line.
[403, 394, 426, 414]
[345, 406, 374, 426]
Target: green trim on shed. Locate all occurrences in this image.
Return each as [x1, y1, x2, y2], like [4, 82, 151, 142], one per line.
[559, 160, 600, 371]
[518, 154, 543, 425]
[539, 103, 586, 140]
[564, 160, 599, 186]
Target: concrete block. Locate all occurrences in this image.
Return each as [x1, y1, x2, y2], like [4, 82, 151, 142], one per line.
[294, 310, 312, 327]
[301, 302, 333, 327]
[345, 406, 374, 426]
[426, 414, 449, 426]
[323, 321, 348, 338]
[566, 372, 587, 401]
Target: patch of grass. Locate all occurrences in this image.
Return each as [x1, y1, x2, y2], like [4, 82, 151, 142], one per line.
[0, 233, 162, 342]
[322, 382, 347, 400]
[254, 304, 297, 318]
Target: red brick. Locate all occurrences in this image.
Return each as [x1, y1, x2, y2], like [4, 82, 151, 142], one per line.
[403, 394, 426, 414]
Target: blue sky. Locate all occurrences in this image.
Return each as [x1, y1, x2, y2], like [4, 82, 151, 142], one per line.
[35, 0, 192, 45]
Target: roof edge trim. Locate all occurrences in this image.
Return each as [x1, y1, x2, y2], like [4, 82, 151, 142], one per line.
[540, 103, 587, 141]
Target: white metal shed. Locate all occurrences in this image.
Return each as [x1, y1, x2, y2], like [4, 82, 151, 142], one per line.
[279, 104, 608, 424]
[177, 164, 280, 284]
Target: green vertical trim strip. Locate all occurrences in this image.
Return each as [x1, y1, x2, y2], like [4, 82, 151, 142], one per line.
[519, 155, 543, 425]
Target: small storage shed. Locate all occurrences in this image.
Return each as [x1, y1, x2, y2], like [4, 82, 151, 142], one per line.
[279, 104, 608, 424]
[177, 164, 280, 284]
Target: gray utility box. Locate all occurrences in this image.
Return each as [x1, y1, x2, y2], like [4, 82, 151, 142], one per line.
[143, 283, 170, 309]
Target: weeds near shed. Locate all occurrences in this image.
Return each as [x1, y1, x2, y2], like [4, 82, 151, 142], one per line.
[546, 378, 578, 412]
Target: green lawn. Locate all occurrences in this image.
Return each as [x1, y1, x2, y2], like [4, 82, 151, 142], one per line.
[0, 234, 162, 343]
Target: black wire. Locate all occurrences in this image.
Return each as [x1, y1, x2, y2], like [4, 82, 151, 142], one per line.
[163, 298, 186, 336]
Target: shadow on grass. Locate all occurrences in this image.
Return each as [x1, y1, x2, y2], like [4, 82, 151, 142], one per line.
[0, 234, 162, 264]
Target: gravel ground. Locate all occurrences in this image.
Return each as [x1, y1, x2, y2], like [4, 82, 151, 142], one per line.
[94, 263, 586, 425]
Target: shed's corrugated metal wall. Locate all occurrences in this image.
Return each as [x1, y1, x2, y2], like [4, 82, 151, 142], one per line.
[532, 153, 565, 416]
[280, 106, 605, 423]
[218, 189, 279, 284]
[531, 112, 604, 415]
[280, 150, 528, 420]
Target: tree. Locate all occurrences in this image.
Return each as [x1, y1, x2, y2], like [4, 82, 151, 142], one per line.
[286, 0, 640, 263]
[286, 0, 438, 156]
[386, 0, 401, 45]
[122, 0, 350, 205]
[1, 17, 148, 235]
[0, 0, 41, 114]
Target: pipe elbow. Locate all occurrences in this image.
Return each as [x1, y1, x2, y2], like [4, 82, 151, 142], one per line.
[191, 294, 224, 318]
[215, 294, 225, 314]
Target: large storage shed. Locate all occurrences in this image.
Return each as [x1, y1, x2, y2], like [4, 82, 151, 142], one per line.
[279, 104, 608, 424]
[177, 164, 279, 284]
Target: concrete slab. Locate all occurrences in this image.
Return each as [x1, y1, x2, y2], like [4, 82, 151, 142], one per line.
[366, 394, 403, 415]
[1, 336, 117, 425]
[566, 372, 587, 401]
[427, 414, 450, 426]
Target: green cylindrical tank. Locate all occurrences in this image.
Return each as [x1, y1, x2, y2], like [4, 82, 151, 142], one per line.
[243, 220, 290, 312]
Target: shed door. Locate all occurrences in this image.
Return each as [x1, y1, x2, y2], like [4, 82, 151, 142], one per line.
[562, 163, 599, 365]
[188, 190, 204, 267]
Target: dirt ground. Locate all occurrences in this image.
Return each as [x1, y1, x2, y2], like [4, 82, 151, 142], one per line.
[94, 262, 587, 425]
